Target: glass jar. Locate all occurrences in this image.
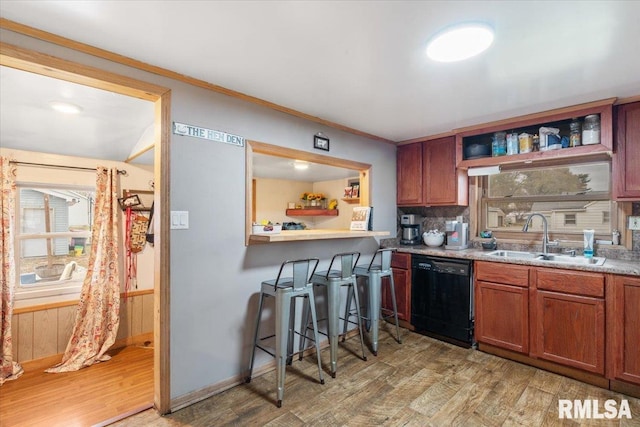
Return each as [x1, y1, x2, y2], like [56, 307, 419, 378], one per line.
[492, 131, 507, 156]
[506, 132, 519, 155]
[569, 119, 581, 147]
[532, 134, 540, 152]
[582, 114, 600, 145]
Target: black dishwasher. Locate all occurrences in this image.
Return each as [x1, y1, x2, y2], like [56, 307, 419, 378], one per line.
[411, 255, 474, 348]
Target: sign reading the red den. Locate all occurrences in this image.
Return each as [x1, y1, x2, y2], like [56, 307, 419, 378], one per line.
[173, 122, 244, 147]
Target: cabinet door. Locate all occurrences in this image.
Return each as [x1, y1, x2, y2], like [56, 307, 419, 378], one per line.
[532, 290, 605, 374]
[424, 136, 467, 206]
[608, 275, 640, 385]
[613, 101, 640, 200]
[397, 142, 424, 206]
[381, 268, 410, 321]
[475, 280, 529, 354]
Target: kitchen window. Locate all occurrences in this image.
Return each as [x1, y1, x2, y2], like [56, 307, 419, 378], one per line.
[15, 185, 94, 301]
[479, 161, 613, 241]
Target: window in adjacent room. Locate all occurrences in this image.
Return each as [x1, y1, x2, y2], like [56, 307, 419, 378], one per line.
[480, 161, 612, 241]
[15, 185, 95, 301]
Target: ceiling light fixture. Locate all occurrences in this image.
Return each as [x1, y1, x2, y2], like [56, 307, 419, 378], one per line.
[49, 101, 82, 114]
[293, 160, 309, 170]
[426, 23, 494, 62]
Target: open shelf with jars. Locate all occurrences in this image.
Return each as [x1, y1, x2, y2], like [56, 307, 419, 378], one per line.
[455, 98, 614, 169]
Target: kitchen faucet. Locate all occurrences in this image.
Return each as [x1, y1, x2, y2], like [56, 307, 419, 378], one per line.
[522, 213, 558, 254]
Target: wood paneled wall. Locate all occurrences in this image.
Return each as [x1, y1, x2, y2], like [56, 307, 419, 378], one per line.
[11, 290, 154, 364]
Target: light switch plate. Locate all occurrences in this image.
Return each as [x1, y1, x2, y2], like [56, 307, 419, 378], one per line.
[629, 216, 640, 231]
[171, 211, 189, 229]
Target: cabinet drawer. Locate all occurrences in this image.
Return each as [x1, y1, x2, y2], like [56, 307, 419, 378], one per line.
[391, 252, 411, 270]
[536, 268, 604, 298]
[475, 261, 529, 287]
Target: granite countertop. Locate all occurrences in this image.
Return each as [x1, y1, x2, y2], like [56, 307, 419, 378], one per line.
[384, 244, 640, 277]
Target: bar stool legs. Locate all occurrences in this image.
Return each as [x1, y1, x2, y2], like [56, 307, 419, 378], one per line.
[246, 258, 324, 408]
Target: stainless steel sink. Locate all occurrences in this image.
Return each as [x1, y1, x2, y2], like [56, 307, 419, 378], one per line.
[534, 253, 606, 266]
[485, 250, 540, 259]
[486, 250, 606, 266]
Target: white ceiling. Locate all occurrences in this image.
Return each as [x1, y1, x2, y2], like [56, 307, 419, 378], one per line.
[1, 1, 640, 166]
[0, 66, 155, 164]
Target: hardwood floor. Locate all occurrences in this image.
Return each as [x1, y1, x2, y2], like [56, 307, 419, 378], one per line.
[112, 330, 640, 427]
[0, 344, 153, 427]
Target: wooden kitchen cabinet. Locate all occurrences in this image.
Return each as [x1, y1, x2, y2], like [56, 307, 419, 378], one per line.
[423, 136, 468, 206]
[474, 261, 530, 354]
[397, 137, 467, 207]
[396, 142, 424, 205]
[613, 101, 640, 200]
[531, 268, 605, 375]
[381, 252, 411, 321]
[608, 274, 640, 385]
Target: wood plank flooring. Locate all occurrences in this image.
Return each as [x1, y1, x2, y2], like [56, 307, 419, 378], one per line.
[112, 330, 640, 427]
[0, 344, 153, 427]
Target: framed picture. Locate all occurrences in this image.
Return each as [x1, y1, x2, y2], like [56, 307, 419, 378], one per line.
[313, 135, 330, 151]
[118, 194, 141, 210]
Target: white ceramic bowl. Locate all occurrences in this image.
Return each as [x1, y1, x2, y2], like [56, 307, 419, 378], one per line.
[423, 232, 445, 247]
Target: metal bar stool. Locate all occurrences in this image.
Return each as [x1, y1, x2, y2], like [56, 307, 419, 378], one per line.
[246, 258, 324, 408]
[343, 248, 401, 356]
[299, 252, 367, 378]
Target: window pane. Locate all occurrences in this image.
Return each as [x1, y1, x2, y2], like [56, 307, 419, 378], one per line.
[18, 187, 93, 287]
[483, 162, 612, 236]
[488, 163, 610, 197]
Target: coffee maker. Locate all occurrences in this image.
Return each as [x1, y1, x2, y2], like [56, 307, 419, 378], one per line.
[400, 214, 422, 245]
[444, 219, 469, 250]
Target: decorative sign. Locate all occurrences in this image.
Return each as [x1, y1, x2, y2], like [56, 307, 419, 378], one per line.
[173, 122, 244, 147]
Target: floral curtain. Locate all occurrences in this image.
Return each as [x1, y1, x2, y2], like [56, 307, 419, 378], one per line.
[46, 167, 121, 373]
[0, 157, 23, 385]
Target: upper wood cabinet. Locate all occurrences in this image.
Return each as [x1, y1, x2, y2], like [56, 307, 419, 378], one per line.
[613, 101, 640, 200]
[423, 136, 468, 206]
[397, 137, 467, 207]
[396, 142, 424, 205]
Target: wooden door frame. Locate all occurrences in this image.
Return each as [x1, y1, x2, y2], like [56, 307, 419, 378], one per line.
[0, 42, 172, 414]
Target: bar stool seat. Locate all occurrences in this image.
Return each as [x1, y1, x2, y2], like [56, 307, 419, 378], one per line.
[246, 258, 324, 408]
[300, 252, 367, 378]
[344, 248, 402, 356]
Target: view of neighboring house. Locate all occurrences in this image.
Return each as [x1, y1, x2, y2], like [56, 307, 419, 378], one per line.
[528, 201, 611, 233]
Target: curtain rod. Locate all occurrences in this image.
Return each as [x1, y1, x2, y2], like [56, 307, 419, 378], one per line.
[10, 161, 127, 175]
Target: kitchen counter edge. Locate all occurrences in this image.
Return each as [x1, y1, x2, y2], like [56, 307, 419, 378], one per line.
[386, 245, 640, 277]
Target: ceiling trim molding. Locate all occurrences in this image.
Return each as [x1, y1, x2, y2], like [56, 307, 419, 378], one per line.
[397, 130, 456, 146]
[0, 17, 395, 145]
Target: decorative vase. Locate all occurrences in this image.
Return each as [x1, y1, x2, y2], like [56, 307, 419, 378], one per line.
[311, 199, 318, 207]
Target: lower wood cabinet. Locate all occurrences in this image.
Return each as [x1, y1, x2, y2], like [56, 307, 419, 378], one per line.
[531, 268, 605, 375]
[608, 274, 640, 385]
[382, 252, 411, 321]
[475, 261, 530, 354]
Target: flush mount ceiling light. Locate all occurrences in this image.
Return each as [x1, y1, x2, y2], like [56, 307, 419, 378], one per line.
[293, 160, 309, 170]
[49, 101, 82, 114]
[426, 23, 494, 62]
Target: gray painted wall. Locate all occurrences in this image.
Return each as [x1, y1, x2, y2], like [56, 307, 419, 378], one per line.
[2, 29, 397, 399]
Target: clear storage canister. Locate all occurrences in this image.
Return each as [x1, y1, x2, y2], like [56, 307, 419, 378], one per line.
[492, 131, 507, 156]
[506, 132, 519, 155]
[582, 114, 600, 145]
[569, 119, 581, 147]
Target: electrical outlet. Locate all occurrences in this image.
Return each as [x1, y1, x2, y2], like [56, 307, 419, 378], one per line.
[629, 216, 640, 231]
